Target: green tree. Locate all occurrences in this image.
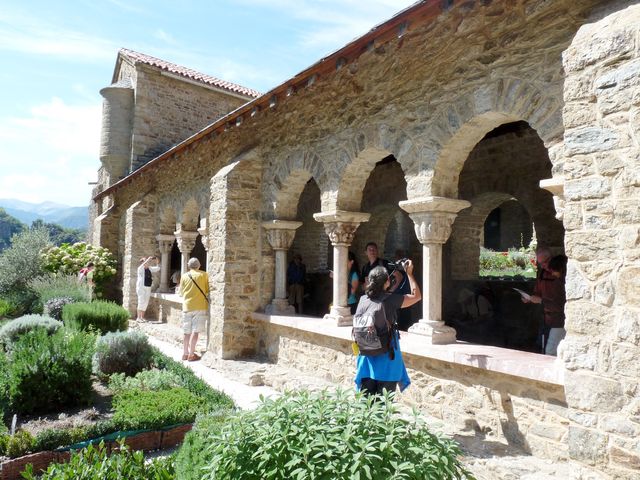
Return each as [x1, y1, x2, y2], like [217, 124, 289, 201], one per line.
[0, 226, 51, 293]
[31, 219, 86, 246]
[0, 208, 25, 252]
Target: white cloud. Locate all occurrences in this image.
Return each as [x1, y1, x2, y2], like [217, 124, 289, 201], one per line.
[0, 98, 101, 206]
[236, 0, 413, 50]
[154, 29, 177, 45]
[0, 8, 116, 62]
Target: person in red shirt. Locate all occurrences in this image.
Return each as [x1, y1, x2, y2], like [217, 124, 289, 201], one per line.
[523, 248, 567, 355]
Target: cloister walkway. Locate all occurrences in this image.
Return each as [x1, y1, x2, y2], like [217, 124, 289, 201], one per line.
[132, 320, 607, 480]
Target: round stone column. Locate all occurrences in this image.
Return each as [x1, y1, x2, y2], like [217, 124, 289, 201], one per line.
[263, 220, 302, 315]
[400, 197, 470, 344]
[313, 210, 370, 326]
[156, 234, 175, 292]
[99, 80, 134, 186]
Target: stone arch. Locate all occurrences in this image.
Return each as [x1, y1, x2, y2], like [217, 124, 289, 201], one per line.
[179, 198, 200, 231]
[290, 179, 328, 273]
[334, 124, 418, 212]
[352, 204, 399, 264]
[158, 205, 177, 235]
[266, 150, 324, 220]
[425, 79, 564, 198]
[450, 192, 519, 280]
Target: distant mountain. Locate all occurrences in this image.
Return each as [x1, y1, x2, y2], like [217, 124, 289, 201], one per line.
[0, 199, 88, 230]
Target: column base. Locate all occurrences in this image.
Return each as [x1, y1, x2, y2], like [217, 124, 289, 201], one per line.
[408, 320, 457, 344]
[265, 298, 296, 315]
[323, 306, 353, 327]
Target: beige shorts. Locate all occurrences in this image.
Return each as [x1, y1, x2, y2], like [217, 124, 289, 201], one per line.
[181, 310, 207, 334]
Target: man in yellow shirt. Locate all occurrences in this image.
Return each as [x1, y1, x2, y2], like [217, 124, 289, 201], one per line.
[178, 257, 209, 361]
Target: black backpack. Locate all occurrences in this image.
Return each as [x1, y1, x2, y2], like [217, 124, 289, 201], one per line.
[352, 295, 395, 359]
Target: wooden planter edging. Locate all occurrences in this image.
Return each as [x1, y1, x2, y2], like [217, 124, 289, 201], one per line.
[0, 423, 192, 480]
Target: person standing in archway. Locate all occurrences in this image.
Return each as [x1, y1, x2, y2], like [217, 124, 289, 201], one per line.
[136, 256, 160, 321]
[360, 242, 402, 290]
[347, 251, 360, 315]
[354, 262, 421, 397]
[287, 254, 306, 314]
[522, 248, 567, 355]
[178, 257, 209, 361]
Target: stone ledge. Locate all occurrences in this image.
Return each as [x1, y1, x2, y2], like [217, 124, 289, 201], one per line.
[252, 313, 564, 386]
[150, 292, 182, 303]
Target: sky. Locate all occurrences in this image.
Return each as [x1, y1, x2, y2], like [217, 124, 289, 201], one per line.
[0, 0, 417, 207]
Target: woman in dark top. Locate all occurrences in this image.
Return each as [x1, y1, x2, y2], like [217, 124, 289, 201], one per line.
[354, 263, 421, 396]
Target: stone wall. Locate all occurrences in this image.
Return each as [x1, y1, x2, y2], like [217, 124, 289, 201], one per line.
[129, 65, 250, 171]
[258, 321, 569, 461]
[122, 196, 158, 315]
[560, 4, 640, 477]
[207, 158, 263, 358]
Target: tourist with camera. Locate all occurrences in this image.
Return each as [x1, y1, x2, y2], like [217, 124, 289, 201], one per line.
[353, 259, 421, 397]
[360, 242, 403, 291]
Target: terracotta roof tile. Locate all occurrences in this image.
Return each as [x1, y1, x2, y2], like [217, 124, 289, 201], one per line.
[118, 48, 261, 98]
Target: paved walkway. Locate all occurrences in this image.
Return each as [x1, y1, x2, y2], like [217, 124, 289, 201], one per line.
[132, 320, 609, 480]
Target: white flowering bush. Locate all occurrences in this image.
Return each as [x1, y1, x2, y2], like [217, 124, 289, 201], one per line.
[40, 242, 117, 293]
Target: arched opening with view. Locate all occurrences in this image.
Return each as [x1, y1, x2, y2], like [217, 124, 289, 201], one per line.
[444, 121, 564, 352]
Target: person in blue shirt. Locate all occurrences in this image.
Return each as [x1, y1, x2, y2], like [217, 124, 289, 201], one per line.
[347, 251, 360, 314]
[354, 262, 421, 396]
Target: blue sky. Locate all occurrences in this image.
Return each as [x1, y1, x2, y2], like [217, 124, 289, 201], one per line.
[0, 0, 415, 207]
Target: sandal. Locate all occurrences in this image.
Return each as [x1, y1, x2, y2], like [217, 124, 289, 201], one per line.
[187, 353, 201, 362]
[182, 354, 189, 361]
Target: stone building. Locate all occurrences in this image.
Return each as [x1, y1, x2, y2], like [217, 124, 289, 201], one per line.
[90, 1, 640, 476]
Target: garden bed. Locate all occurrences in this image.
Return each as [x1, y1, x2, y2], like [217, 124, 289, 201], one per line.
[0, 423, 192, 480]
[0, 318, 233, 479]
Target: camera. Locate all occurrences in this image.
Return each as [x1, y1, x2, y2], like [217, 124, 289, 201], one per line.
[388, 258, 410, 273]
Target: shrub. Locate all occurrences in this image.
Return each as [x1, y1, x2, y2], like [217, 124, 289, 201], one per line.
[0, 288, 41, 318]
[0, 314, 62, 350]
[0, 433, 8, 456]
[40, 242, 117, 295]
[151, 349, 235, 410]
[63, 301, 129, 334]
[21, 441, 176, 479]
[29, 273, 92, 305]
[0, 349, 9, 416]
[198, 389, 473, 480]
[109, 369, 182, 394]
[5, 328, 95, 414]
[0, 297, 16, 319]
[5, 429, 35, 458]
[174, 412, 231, 480]
[44, 296, 76, 320]
[92, 331, 153, 378]
[112, 387, 207, 431]
[0, 227, 51, 295]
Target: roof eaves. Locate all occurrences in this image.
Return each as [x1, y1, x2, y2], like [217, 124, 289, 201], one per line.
[95, 1, 438, 201]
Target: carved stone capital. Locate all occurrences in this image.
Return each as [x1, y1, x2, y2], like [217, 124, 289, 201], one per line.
[409, 212, 459, 244]
[197, 227, 209, 251]
[313, 210, 370, 246]
[174, 230, 198, 253]
[399, 197, 470, 245]
[540, 176, 565, 221]
[156, 234, 175, 254]
[262, 220, 302, 250]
